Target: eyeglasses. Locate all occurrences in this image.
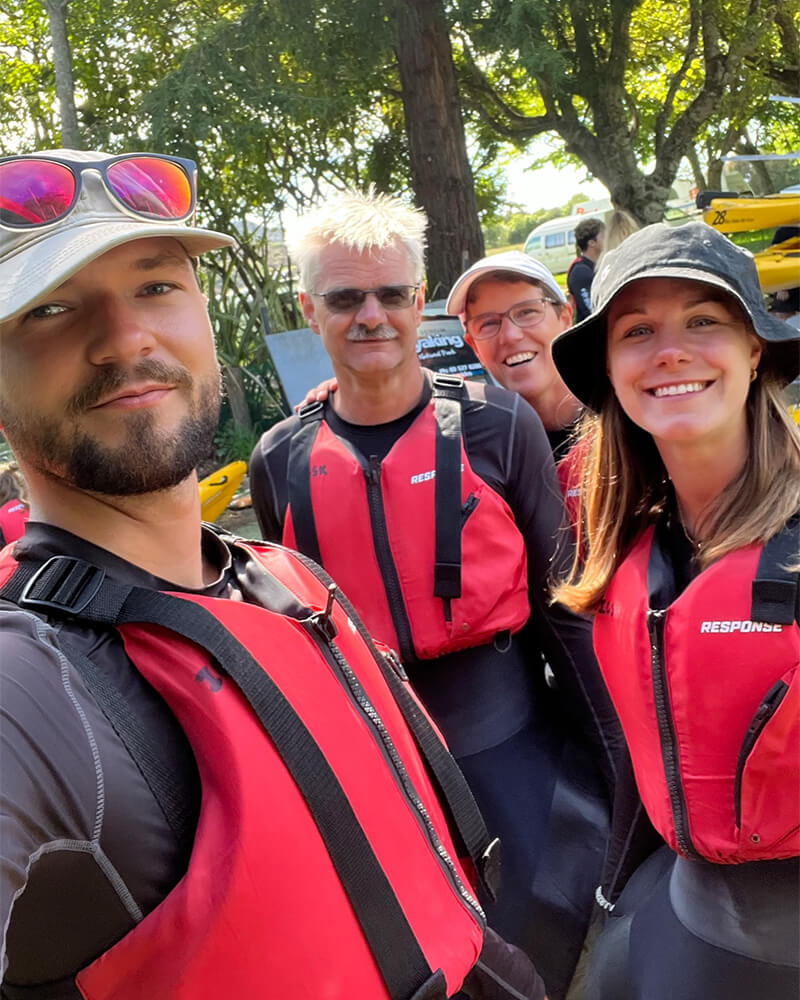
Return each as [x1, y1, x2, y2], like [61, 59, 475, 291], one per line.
[465, 298, 555, 341]
[0, 153, 197, 229]
[312, 285, 420, 314]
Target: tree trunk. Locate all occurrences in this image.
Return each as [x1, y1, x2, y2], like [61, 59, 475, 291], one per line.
[392, 0, 484, 298]
[223, 365, 253, 432]
[43, 0, 80, 148]
[707, 157, 724, 191]
[686, 146, 708, 192]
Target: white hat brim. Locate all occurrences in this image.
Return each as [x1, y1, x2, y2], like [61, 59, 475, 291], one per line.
[2, 217, 235, 322]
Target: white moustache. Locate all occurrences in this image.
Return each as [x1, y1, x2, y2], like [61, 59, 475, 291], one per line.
[346, 324, 397, 342]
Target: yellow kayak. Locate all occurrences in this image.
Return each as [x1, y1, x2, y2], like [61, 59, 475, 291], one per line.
[702, 194, 800, 234]
[198, 461, 247, 522]
[754, 237, 800, 293]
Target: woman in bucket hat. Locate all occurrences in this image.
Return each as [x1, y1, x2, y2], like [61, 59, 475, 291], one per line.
[550, 222, 800, 999]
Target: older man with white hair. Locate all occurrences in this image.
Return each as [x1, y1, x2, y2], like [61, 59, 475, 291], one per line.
[250, 190, 620, 999]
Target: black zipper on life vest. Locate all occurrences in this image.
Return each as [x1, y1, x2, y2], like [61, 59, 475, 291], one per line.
[733, 679, 789, 828]
[461, 492, 479, 526]
[303, 601, 485, 923]
[646, 608, 698, 859]
[364, 456, 416, 663]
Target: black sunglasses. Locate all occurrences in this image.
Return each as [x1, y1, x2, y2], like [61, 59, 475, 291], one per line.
[312, 285, 420, 313]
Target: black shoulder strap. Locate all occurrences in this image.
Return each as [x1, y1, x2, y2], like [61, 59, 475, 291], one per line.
[751, 517, 800, 625]
[286, 402, 325, 565]
[0, 556, 437, 1000]
[431, 374, 465, 601]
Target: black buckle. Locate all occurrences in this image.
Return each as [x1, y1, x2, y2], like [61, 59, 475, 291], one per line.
[432, 373, 463, 389]
[433, 561, 461, 599]
[480, 836, 502, 902]
[431, 373, 464, 400]
[19, 556, 106, 616]
[297, 399, 325, 423]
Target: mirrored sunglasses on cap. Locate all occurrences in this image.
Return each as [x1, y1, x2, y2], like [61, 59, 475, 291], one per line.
[0, 153, 196, 228]
[312, 285, 420, 313]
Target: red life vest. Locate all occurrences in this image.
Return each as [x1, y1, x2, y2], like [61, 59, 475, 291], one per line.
[283, 382, 529, 662]
[0, 542, 486, 999]
[0, 498, 28, 545]
[593, 524, 800, 864]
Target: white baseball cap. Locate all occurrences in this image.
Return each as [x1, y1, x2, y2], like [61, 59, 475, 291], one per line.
[445, 249, 566, 317]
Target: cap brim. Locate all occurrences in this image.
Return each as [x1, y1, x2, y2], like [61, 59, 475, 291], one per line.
[445, 262, 565, 315]
[552, 266, 800, 412]
[2, 218, 236, 322]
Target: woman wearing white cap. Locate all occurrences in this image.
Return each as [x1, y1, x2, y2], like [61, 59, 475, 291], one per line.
[550, 222, 800, 998]
[445, 251, 581, 458]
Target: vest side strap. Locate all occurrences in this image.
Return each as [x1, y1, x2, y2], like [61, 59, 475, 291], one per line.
[432, 378, 464, 600]
[287, 419, 324, 566]
[751, 518, 799, 626]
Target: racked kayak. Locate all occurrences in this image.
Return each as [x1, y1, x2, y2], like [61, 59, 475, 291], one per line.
[702, 193, 800, 234]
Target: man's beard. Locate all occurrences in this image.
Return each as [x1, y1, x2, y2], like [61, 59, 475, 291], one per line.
[2, 359, 221, 496]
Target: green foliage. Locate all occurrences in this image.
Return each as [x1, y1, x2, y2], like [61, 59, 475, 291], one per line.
[202, 225, 300, 435]
[2, 0, 796, 262]
[453, 0, 800, 220]
[213, 418, 262, 465]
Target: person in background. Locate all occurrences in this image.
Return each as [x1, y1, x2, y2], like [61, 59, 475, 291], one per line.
[0, 461, 29, 546]
[250, 191, 621, 1000]
[566, 217, 606, 322]
[594, 210, 639, 273]
[445, 251, 581, 459]
[551, 221, 800, 999]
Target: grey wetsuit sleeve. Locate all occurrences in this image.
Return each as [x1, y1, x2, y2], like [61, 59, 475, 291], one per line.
[0, 609, 110, 981]
[0, 608, 193, 989]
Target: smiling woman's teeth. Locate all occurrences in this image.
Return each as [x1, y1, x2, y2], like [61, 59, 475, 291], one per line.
[505, 352, 535, 366]
[653, 382, 706, 397]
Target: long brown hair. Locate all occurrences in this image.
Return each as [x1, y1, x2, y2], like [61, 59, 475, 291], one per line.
[554, 365, 800, 614]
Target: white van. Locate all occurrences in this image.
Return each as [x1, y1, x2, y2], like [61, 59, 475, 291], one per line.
[522, 210, 607, 275]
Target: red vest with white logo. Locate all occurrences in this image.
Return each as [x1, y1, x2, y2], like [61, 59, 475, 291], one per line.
[593, 525, 799, 863]
[0, 498, 28, 545]
[283, 404, 530, 661]
[0, 544, 484, 999]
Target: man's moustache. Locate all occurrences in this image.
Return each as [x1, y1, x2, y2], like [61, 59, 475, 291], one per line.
[346, 324, 397, 342]
[67, 359, 194, 414]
